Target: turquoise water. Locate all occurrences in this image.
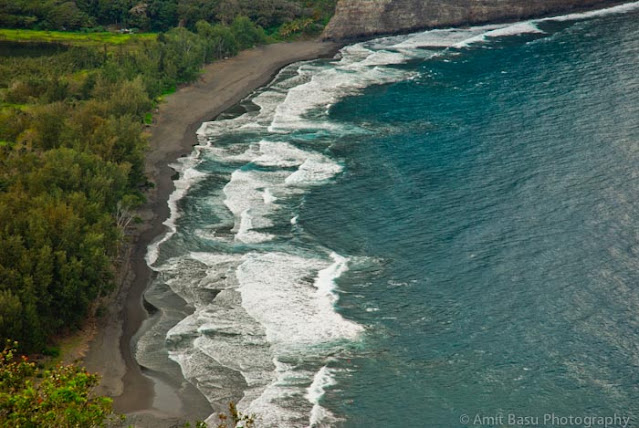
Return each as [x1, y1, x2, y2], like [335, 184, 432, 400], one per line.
[139, 4, 639, 427]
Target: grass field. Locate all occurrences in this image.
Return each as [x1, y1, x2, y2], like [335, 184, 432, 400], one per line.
[0, 29, 156, 46]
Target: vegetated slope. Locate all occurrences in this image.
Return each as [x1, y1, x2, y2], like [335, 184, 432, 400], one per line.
[0, 0, 337, 353]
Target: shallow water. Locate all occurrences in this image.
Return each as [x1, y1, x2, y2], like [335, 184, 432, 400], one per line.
[138, 3, 639, 426]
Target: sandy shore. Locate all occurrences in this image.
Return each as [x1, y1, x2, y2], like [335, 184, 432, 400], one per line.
[82, 40, 340, 426]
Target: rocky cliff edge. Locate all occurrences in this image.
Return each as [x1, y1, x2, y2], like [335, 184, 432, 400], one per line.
[322, 0, 626, 41]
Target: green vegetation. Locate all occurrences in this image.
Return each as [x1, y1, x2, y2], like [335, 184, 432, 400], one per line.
[216, 402, 256, 428]
[0, 3, 337, 426]
[0, 29, 156, 46]
[0, 15, 275, 352]
[0, 342, 117, 427]
[0, 0, 337, 39]
[0, 341, 253, 428]
[0, 0, 337, 356]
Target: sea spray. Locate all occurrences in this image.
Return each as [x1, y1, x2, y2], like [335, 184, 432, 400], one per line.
[138, 4, 639, 425]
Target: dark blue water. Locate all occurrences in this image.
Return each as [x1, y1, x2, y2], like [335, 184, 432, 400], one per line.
[308, 9, 639, 428]
[140, 4, 639, 427]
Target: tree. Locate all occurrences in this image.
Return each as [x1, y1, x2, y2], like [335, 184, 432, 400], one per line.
[96, 0, 132, 26]
[231, 16, 265, 50]
[104, 77, 153, 119]
[46, 2, 94, 30]
[146, 0, 179, 31]
[177, 0, 219, 28]
[0, 293, 23, 346]
[216, 0, 241, 25]
[162, 27, 207, 81]
[0, 342, 117, 427]
[196, 20, 238, 61]
[216, 402, 256, 428]
[0, 0, 336, 359]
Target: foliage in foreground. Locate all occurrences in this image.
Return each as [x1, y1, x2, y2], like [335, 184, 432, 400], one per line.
[216, 401, 256, 428]
[0, 342, 116, 428]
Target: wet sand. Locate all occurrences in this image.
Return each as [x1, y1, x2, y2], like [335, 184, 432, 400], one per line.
[82, 40, 340, 426]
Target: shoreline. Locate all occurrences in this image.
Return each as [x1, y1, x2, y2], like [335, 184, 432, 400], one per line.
[76, 2, 638, 425]
[82, 40, 340, 425]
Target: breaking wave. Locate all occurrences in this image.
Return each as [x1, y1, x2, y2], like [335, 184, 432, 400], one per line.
[137, 3, 639, 425]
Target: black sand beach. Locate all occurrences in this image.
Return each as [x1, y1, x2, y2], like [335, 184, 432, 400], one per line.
[82, 40, 339, 426]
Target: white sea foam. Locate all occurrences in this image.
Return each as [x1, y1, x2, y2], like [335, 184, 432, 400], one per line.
[453, 22, 544, 48]
[197, 111, 260, 139]
[485, 22, 544, 38]
[174, 250, 361, 428]
[223, 169, 287, 243]
[306, 366, 339, 427]
[146, 151, 206, 266]
[196, 65, 310, 139]
[234, 359, 316, 428]
[316, 253, 349, 304]
[209, 136, 342, 244]
[237, 209, 276, 244]
[390, 25, 497, 50]
[154, 251, 276, 413]
[263, 188, 278, 204]
[237, 252, 363, 346]
[357, 49, 407, 66]
[217, 140, 343, 242]
[541, 0, 639, 22]
[207, 143, 260, 164]
[387, 1, 639, 54]
[170, 298, 276, 415]
[451, 1, 639, 49]
[145, 6, 639, 424]
[232, 251, 360, 427]
[285, 157, 344, 187]
[268, 52, 414, 132]
[253, 140, 312, 167]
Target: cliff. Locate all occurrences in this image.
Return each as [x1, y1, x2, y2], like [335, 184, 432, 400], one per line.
[322, 0, 625, 40]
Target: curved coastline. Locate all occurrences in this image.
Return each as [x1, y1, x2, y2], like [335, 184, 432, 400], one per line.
[79, 2, 639, 424]
[82, 40, 340, 426]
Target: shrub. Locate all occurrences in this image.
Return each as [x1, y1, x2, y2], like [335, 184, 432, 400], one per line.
[0, 341, 117, 428]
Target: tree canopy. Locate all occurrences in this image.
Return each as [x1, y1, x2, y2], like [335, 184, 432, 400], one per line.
[0, 0, 337, 35]
[0, 0, 321, 353]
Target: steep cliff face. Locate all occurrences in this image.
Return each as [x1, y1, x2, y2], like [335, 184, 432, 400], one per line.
[323, 0, 622, 40]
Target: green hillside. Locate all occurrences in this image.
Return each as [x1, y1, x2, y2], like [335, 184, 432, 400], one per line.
[0, 1, 337, 353]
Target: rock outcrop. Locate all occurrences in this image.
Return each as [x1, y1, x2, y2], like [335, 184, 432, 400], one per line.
[322, 0, 625, 40]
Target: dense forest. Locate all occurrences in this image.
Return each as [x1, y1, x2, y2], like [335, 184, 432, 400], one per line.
[0, 0, 337, 35]
[0, 1, 337, 353]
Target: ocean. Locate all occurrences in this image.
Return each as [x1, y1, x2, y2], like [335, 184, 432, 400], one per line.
[136, 3, 639, 426]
